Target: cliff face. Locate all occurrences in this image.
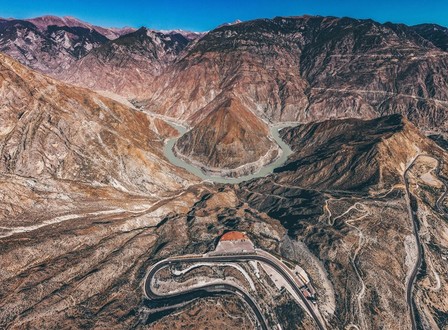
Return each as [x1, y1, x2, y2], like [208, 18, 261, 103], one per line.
[142, 16, 448, 132]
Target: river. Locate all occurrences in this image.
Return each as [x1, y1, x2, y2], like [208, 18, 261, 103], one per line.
[163, 121, 296, 184]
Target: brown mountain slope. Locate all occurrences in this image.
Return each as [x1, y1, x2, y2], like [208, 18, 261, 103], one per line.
[0, 17, 197, 98]
[174, 97, 279, 176]
[236, 114, 448, 329]
[274, 114, 433, 191]
[3, 15, 448, 133]
[0, 52, 196, 196]
[57, 28, 191, 97]
[237, 114, 442, 235]
[0, 53, 207, 329]
[141, 16, 448, 132]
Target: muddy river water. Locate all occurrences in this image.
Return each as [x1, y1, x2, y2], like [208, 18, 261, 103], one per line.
[163, 121, 296, 184]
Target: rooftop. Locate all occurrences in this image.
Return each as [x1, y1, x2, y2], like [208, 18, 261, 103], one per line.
[220, 231, 249, 241]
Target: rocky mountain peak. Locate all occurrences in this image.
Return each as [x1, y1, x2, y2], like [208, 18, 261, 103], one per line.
[26, 15, 89, 30]
[174, 96, 279, 176]
[141, 15, 448, 134]
[411, 23, 448, 50]
[25, 15, 135, 39]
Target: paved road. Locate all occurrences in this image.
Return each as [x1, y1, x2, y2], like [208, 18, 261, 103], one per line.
[144, 252, 326, 330]
[404, 154, 448, 330]
[434, 158, 448, 217]
[144, 258, 268, 329]
[403, 155, 424, 330]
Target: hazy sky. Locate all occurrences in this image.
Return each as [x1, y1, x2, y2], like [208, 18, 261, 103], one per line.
[0, 0, 447, 31]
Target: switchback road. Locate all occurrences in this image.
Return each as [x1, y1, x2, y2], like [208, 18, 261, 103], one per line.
[144, 252, 326, 330]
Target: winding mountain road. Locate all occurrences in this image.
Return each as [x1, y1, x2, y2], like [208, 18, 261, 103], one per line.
[144, 252, 326, 330]
[146, 277, 268, 329]
[403, 154, 425, 330]
[403, 153, 447, 330]
[434, 158, 448, 217]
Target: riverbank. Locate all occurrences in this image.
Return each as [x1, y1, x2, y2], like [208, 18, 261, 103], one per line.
[163, 121, 296, 184]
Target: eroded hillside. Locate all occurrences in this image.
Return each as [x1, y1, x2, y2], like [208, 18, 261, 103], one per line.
[1, 15, 448, 330]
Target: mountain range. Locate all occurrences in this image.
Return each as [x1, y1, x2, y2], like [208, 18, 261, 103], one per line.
[0, 16, 202, 96]
[5, 14, 448, 174]
[0, 14, 448, 330]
